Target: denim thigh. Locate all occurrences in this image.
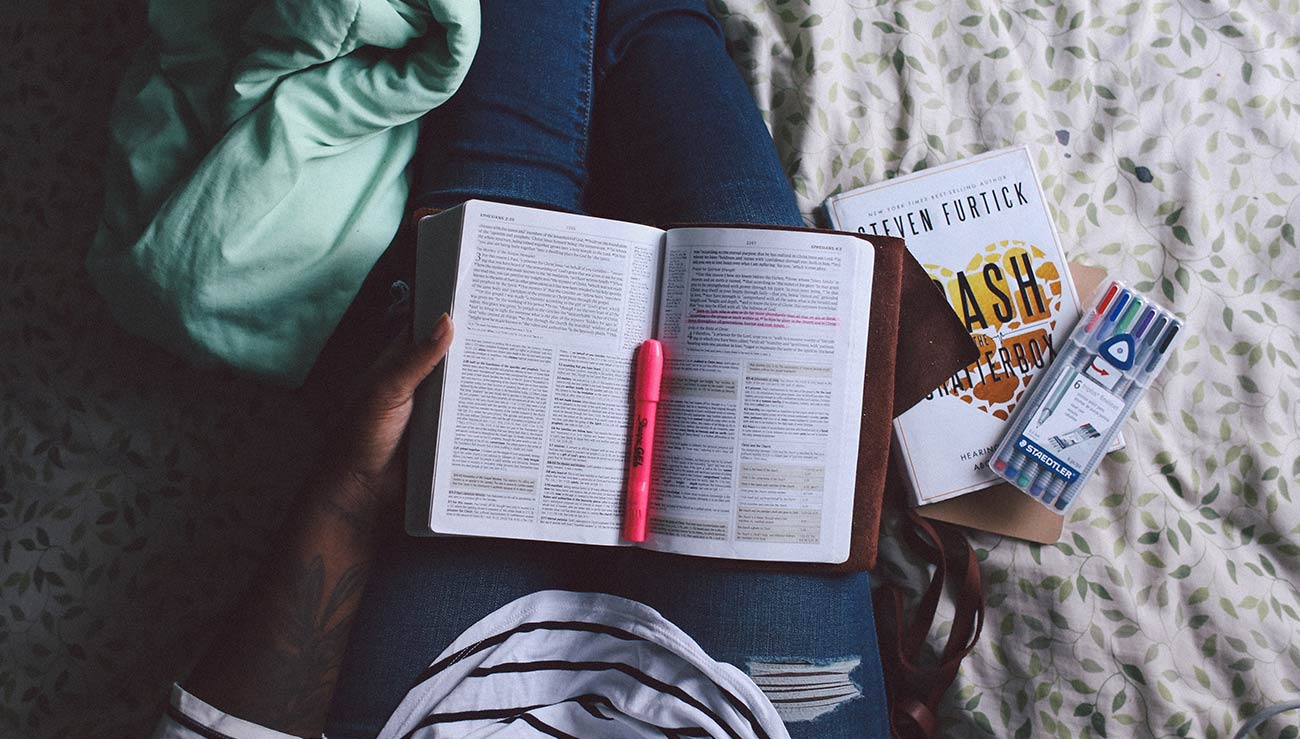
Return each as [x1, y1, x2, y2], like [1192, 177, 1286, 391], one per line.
[605, 549, 890, 738]
[410, 0, 801, 228]
[324, 537, 620, 738]
[410, 0, 599, 213]
[325, 540, 889, 738]
[584, 0, 803, 227]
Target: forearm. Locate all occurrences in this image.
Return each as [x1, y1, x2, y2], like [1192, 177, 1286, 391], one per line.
[180, 317, 452, 737]
[184, 477, 380, 737]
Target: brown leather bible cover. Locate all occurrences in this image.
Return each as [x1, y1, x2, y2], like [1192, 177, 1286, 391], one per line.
[341, 215, 980, 573]
[819, 233, 977, 572]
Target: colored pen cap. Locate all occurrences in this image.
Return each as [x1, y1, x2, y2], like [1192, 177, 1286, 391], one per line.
[1103, 289, 1131, 328]
[1142, 318, 1183, 376]
[1131, 306, 1156, 342]
[635, 340, 664, 402]
[1138, 314, 1168, 356]
[1084, 282, 1121, 333]
[1117, 296, 1144, 334]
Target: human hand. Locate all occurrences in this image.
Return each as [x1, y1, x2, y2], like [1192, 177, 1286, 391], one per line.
[318, 314, 454, 533]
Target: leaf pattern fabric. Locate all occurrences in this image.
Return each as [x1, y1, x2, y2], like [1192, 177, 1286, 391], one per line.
[2, 0, 1299, 736]
[711, 0, 1300, 736]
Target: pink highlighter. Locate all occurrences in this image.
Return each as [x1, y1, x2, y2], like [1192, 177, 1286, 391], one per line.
[622, 339, 663, 542]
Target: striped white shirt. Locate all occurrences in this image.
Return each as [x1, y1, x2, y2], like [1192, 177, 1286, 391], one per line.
[154, 591, 790, 739]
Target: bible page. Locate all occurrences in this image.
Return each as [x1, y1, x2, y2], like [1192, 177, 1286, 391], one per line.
[648, 227, 873, 563]
[429, 201, 663, 546]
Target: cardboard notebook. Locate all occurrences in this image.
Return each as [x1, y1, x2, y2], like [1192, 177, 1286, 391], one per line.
[406, 201, 976, 572]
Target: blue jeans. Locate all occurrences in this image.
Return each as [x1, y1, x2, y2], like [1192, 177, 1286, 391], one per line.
[326, 1, 887, 736]
[327, 541, 888, 739]
[409, 0, 802, 225]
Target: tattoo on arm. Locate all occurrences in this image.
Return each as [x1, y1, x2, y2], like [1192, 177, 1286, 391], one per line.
[185, 500, 379, 737]
[237, 556, 370, 731]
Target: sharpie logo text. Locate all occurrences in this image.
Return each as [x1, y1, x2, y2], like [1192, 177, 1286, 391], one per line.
[632, 416, 648, 468]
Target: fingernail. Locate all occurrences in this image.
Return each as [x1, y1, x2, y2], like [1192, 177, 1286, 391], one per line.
[429, 313, 451, 343]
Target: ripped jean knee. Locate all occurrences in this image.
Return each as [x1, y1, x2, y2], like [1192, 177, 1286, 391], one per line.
[745, 657, 864, 724]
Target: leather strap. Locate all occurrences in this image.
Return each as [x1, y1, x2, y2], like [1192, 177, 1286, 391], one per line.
[875, 508, 985, 738]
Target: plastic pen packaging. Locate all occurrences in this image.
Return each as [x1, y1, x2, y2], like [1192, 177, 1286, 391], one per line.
[990, 280, 1184, 513]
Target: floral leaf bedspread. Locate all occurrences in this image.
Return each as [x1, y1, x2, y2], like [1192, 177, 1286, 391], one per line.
[2, 0, 1298, 736]
[711, 0, 1300, 736]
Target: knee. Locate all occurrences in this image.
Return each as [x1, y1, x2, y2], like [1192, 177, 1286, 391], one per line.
[594, 0, 723, 74]
[745, 657, 863, 722]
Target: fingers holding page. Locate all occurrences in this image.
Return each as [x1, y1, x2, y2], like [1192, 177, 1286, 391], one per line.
[377, 313, 454, 405]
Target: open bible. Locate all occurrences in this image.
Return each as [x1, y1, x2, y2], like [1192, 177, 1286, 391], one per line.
[406, 200, 875, 564]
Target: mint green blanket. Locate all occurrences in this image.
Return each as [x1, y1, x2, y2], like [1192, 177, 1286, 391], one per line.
[88, 0, 479, 385]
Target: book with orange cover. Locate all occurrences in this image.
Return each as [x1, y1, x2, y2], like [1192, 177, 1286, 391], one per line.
[826, 146, 1086, 507]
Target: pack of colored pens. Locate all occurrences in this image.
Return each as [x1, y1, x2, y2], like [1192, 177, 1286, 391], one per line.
[990, 281, 1183, 513]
